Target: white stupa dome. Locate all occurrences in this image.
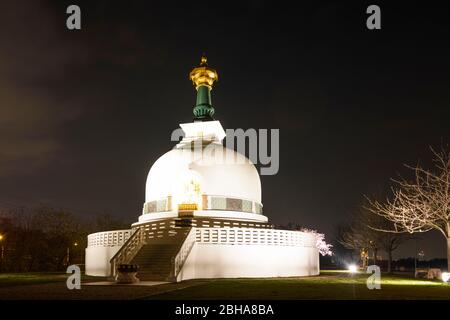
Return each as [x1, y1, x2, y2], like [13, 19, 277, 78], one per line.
[145, 142, 262, 205]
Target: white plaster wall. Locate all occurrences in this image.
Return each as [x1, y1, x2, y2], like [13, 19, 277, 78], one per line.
[145, 144, 262, 204]
[85, 246, 122, 276]
[177, 244, 319, 281]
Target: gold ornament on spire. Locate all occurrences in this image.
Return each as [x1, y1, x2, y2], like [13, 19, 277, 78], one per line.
[189, 54, 218, 88]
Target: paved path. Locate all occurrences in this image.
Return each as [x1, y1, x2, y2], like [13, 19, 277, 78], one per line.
[0, 280, 205, 300]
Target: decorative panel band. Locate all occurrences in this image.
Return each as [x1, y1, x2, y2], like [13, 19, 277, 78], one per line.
[143, 196, 171, 214]
[143, 195, 263, 215]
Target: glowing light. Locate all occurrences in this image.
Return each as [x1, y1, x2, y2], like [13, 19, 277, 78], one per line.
[0, 234, 3, 241]
[348, 264, 358, 273]
[442, 272, 450, 283]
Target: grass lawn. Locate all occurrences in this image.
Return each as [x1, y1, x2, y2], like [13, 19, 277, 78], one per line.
[0, 272, 106, 288]
[0, 270, 449, 299]
[150, 271, 450, 300]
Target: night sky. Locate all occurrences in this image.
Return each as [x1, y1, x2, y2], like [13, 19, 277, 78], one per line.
[0, 1, 449, 258]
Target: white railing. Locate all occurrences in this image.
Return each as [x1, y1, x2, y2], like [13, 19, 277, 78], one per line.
[109, 223, 191, 278]
[87, 229, 133, 247]
[110, 228, 145, 278]
[172, 227, 196, 279]
[195, 227, 317, 247]
[169, 227, 316, 280]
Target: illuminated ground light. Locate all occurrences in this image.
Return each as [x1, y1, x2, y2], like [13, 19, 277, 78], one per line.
[442, 272, 450, 283]
[348, 264, 358, 273]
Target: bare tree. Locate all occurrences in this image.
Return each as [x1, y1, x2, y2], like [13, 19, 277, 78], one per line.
[358, 205, 406, 273]
[366, 146, 450, 271]
[337, 205, 406, 272]
[336, 222, 371, 268]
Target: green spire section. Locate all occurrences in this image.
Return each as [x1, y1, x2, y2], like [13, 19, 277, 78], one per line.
[194, 85, 214, 120]
[189, 55, 219, 121]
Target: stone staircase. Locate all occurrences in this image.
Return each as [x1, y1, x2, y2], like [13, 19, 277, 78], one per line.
[130, 243, 180, 281]
[110, 223, 195, 282]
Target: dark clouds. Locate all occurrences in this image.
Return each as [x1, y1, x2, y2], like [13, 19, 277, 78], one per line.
[0, 1, 85, 176]
[0, 1, 449, 258]
[0, 1, 168, 178]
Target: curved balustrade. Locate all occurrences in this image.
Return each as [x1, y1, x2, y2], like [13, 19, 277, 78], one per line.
[172, 227, 317, 281]
[195, 227, 317, 247]
[87, 229, 133, 247]
[88, 224, 318, 280]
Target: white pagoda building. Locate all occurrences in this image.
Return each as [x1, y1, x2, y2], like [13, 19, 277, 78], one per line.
[85, 56, 320, 282]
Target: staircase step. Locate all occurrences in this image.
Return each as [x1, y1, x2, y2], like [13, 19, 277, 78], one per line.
[129, 242, 184, 281]
[113, 227, 191, 282]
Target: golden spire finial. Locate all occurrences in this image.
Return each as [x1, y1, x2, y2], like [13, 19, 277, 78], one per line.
[200, 54, 208, 66]
[189, 54, 218, 88]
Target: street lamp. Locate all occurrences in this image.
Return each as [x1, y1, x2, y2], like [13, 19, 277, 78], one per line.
[66, 241, 79, 266]
[348, 264, 358, 273]
[412, 236, 422, 277]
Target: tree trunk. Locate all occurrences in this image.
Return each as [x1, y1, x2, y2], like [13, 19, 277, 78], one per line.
[447, 237, 450, 272]
[361, 249, 367, 268]
[28, 255, 35, 272]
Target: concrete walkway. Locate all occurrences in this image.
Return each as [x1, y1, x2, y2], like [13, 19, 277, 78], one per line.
[83, 280, 168, 286]
[0, 279, 205, 300]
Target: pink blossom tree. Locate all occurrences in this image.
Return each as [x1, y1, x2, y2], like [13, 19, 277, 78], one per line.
[301, 228, 333, 256]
